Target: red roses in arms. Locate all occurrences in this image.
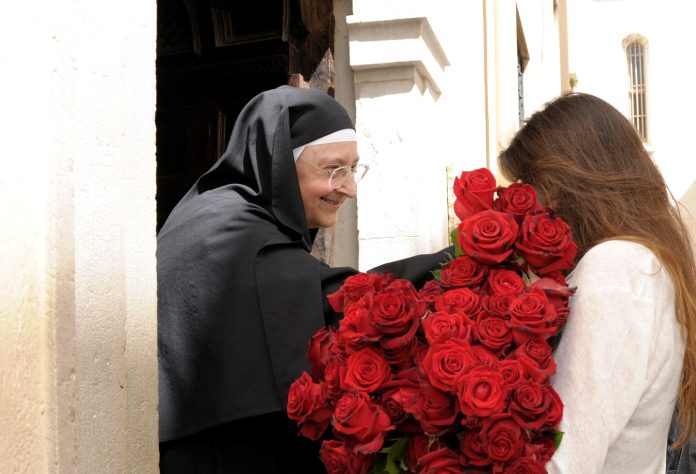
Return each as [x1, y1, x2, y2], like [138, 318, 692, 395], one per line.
[288, 168, 577, 473]
[454, 169, 576, 273]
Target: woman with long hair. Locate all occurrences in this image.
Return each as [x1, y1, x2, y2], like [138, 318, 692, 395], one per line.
[498, 92, 696, 473]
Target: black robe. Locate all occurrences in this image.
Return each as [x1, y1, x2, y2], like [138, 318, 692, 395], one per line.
[157, 86, 449, 472]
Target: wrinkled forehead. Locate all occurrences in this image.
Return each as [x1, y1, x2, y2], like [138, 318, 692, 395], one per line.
[302, 141, 359, 164]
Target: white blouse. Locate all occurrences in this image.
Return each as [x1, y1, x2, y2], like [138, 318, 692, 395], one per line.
[546, 240, 684, 473]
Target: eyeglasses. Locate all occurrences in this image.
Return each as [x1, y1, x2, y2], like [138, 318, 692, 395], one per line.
[298, 158, 370, 189]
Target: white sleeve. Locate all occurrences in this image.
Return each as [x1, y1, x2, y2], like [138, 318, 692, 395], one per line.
[545, 285, 654, 474]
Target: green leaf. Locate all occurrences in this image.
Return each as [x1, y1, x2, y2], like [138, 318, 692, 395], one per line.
[384, 437, 410, 474]
[552, 429, 565, 449]
[369, 455, 387, 474]
[521, 272, 532, 287]
[548, 330, 563, 351]
[450, 228, 464, 257]
[431, 269, 442, 282]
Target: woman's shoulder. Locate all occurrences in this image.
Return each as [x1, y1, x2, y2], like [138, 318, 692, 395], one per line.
[581, 240, 660, 266]
[569, 240, 666, 290]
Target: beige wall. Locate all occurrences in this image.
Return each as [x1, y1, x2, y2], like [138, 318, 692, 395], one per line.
[0, 1, 159, 472]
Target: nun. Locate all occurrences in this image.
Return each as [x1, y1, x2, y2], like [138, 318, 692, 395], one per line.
[157, 86, 449, 472]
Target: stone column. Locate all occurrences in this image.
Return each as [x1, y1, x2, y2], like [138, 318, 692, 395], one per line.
[0, 1, 158, 472]
[347, 14, 450, 270]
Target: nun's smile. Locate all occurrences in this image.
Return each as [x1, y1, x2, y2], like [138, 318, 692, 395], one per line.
[296, 141, 359, 228]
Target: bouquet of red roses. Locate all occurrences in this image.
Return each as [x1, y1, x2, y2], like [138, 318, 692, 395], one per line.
[288, 168, 578, 473]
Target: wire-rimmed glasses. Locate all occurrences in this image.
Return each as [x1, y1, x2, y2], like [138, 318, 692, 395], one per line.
[298, 158, 370, 189]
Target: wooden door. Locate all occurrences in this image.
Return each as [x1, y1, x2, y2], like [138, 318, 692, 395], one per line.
[156, 0, 336, 232]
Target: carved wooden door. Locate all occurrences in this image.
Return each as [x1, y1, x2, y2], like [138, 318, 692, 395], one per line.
[156, 0, 335, 232]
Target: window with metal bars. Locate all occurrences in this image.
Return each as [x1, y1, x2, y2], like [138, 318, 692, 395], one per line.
[626, 41, 647, 141]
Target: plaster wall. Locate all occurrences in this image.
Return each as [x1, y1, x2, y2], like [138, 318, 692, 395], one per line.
[0, 1, 158, 472]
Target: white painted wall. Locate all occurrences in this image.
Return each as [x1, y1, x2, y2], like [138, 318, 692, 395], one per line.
[343, 0, 563, 269]
[346, 11, 452, 270]
[567, 0, 696, 203]
[517, 0, 564, 123]
[0, 1, 158, 472]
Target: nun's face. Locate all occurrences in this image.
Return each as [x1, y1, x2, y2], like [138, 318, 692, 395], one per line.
[296, 141, 359, 228]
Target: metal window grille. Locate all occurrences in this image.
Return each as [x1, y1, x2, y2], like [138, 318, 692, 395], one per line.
[626, 42, 647, 140]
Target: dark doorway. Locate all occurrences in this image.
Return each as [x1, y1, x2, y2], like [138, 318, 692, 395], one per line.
[156, 0, 337, 230]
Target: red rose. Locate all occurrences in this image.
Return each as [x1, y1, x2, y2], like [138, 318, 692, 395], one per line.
[511, 353, 547, 384]
[319, 440, 373, 474]
[422, 311, 474, 345]
[341, 346, 391, 393]
[381, 387, 412, 426]
[324, 360, 343, 400]
[544, 385, 563, 429]
[405, 434, 439, 473]
[530, 276, 574, 298]
[335, 294, 380, 354]
[493, 183, 542, 223]
[369, 280, 425, 350]
[413, 340, 430, 367]
[287, 372, 333, 440]
[542, 270, 568, 286]
[530, 276, 576, 330]
[418, 447, 464, 474]
[329, 333, 350, 365]
[525, 433, 557, 464]
[434, 288, 482, 318]
[460, 426, 491, 468]
[505, 456, 547, 473]
[421, 339, 477, 393]
[508, 288, 558, 345]
[333, 390, 394, 454]
[328, 272, 385, 313]
[483, 293, 515, 317]
[458, 210, 519, 265]
[516, 212, 577, 274]
[381, 366, 421, 389]
[510, 339, 556, 378]
[510, 381, 560, 430]
[439, 256, 487, 289]
[381, 371, 420, 430]
[453, 168, 497, 220]
[470, 345, 500, 367]
[456, 365, 508, 418]
[418, 279, 445, 309]
[473, 312, 513, 356]
[487, 269, 526, 296]
[307, 326, 335, 379]
[381, 336, 418, 369]
[480, 415, 524, 464]
[498, 359, 526, 390]
[405, 383, 458, 435]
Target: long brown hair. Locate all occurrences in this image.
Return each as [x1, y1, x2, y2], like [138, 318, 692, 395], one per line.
[498, 92, 696, 446]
